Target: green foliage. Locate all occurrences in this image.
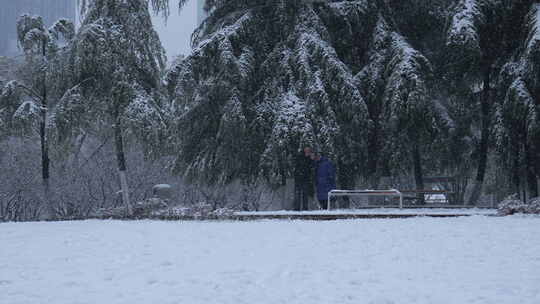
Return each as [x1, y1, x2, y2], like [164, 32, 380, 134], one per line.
[69, 0, 168, 146]
[0, 15, 77, 140]
[165, 1, 446, 187]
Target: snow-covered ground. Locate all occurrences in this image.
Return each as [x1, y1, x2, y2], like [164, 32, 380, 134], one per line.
[235, 208, 497, 216]
[1, 216, 539, 304]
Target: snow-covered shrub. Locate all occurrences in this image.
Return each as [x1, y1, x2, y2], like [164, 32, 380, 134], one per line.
[525, 197, 540, 214]
[94, 198, 168, 218]
[211, 207, 236, 217]
[92, 206, 126, 218]
[133, 198, 169, 217]
[154, 202, 235, 219]
[497, 194, 540, 215]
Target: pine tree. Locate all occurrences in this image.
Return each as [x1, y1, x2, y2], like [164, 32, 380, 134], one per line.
[445, 0, 534, 204]
[495, 2, 540, 200]
[71, 0, 168, 214]
[166, 1, 365, 188]
[106, 0, 540, 205]
[164, 0, 448, 198]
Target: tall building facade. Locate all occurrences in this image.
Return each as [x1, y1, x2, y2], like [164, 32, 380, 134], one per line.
[0, 0, 77, 56]
[197, 0, 206, 25]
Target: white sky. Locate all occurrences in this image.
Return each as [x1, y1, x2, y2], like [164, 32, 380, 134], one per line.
[1, 0, 197, 61]
[152, 0, 198, 62]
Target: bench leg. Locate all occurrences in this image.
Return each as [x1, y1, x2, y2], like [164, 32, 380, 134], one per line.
[328, 193, 332, 211]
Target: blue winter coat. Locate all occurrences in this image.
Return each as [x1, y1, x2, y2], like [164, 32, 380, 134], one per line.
[315, 157, 336, 201]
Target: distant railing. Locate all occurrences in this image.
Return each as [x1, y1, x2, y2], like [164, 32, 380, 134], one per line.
[328, 189, 404, 210]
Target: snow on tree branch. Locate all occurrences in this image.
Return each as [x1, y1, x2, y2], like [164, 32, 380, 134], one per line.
[447, 0, 480, 50]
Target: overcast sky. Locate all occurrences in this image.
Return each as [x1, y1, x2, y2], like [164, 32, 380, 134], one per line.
[0, 0, 197, 60]
[152, 0, 198, 62]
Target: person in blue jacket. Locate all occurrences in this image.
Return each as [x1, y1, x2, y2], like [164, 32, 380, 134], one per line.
[309, 150, 336, 210]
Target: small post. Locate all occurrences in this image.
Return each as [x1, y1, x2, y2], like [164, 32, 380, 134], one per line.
[399, 191, 403, 209]
[328, 191, 332, 211]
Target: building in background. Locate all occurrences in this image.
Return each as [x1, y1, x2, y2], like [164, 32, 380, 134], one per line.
[0, 0, 77, 56]
[197, 0, 206, 25]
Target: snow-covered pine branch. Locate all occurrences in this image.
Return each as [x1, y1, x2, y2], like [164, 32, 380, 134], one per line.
[167, 1, 373, 186]
[69, 0, 169, 215]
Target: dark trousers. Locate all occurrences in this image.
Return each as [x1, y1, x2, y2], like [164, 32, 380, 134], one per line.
[320, 198, 350, 210]
[318, 199, 328, 210]
[294, 185, 310, 211]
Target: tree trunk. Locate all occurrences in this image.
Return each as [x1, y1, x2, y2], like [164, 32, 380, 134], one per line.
[367, 120, 380, 187]
[40, 116, 50, 193]
[41, 120, 52, 219]
[337, 158, 352, 209]
[412, 144, 425, 205]
[40, 56, 52, 218]
[510, 150, 520, 198]
[72, 131, 87, 167]
[366, 86, 385, 189]
[114, 116, 132, 215]
[468, 68, 491, 205]
[453, 173, 468, 205]
[525, 142, 538, 199]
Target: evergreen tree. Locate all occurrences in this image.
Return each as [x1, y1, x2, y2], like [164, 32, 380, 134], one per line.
[495, 2, 540, 200]
[165, 1, 372, 188]
[356, 14, 441, 198]
[165, 0, 447, 199]
[71, 0, 167, 214]
[0, 15, 75, 216]
[445, 0, 534, 204]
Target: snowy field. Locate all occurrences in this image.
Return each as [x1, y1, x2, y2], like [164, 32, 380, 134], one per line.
[235, 208, 497, 216]
[1, 216, 539, 304]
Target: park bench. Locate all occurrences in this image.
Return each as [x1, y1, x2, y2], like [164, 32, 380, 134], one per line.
[327, 189, 457, 210]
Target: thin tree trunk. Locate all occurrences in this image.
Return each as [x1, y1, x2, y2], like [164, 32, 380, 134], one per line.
[114, 115, 132, 215]
[525, 142, 538, 199]
[39, 106, 49, 177]
[40, 116, 50, 194]
[468, 68, 491, 205]
[450, 165, 469, 205]
[511, 150, 520, 198]
[412, 144, 425, 205]
[337, 157, 352, 209]
[41, 121, 52, 219]
[366, 85, 384, 190]
[367, 123, 380, 189]
[72, 131, 87, 167]
[40, 45, 52, 218]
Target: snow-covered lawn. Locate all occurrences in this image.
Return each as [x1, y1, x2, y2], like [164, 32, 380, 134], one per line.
[235, 208, 497, 216]
[1, 216, 539, 304]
